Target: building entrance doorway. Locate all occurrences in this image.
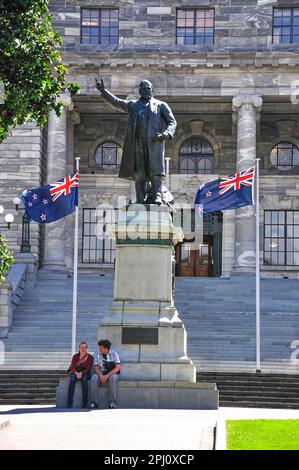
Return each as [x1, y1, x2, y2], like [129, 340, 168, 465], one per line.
[175, 211, 223, 277]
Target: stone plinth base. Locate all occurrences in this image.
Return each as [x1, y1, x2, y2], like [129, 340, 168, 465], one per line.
[56, 377, 219, 410]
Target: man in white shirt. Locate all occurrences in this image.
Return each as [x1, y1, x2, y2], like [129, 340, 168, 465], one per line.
[90, 339, 121, 409]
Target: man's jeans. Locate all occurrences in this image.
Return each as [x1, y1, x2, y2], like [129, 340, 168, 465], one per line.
[67, 372, 90, 407]
[90, 373, 119, 406]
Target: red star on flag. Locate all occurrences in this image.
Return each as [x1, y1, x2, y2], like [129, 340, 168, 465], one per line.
[28, 202, 32, 207]
[33, 194, 38, 200]
[42, 199, 48, 205]
[40, 213, 47, 221]
[206, 191, 212, 197]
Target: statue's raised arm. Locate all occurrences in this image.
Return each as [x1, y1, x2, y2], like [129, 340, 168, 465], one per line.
[95, 77, 129, 113]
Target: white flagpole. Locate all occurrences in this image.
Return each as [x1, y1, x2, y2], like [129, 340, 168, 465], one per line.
[255, 158, 261, 372]
[71, 157, 80, 356]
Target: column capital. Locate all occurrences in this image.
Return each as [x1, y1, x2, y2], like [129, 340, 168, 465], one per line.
[232, 95, 263, 113]
[58, 91, 74, 111]
[69, 110, 81, 125]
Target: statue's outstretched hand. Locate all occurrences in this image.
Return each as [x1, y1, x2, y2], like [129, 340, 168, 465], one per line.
[95, 77, 105, 92]
[152, 132, 169, 143]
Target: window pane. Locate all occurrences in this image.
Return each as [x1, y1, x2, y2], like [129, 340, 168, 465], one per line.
[287, 226, 294, 237]
[264, 239, 271, 251]
[271, 238, 278, 251]
[272, 212, 278, 224]
[278, 225, 285, 237]
[287, 211, 293, 224]
[287, 239, 294, 251]
[294, 252, 299, 266]
[264, 252, 272, 265]
[179, 138, 214, 174]
[278, 252, 285, 265]
[265, 225, 271, 237]
[265, 211, 271, 224]
[278, 212, 285, 224]
[95, 142, 122, 168]
[186, 11, 194, 18]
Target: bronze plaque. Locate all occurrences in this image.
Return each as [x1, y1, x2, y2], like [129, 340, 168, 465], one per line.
[122, 327, 159, 345]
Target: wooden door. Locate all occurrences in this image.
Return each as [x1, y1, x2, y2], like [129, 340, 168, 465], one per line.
[176, 236, 213, 277]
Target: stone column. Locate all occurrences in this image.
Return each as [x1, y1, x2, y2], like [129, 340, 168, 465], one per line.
[42, 93, 74, 273]
[232, 95, 263, 274]
[65, 110, 81, 273]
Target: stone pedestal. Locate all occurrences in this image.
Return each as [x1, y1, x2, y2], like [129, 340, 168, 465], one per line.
[93, 204, 218, 409]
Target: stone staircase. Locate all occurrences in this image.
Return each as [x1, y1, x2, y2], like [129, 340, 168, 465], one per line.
[0, 275, 299, 374]
[1, 274, 299, 406]
[176, 277, 299, 375]
[197, 372, 299, 409]
[0, 370, 64, 405]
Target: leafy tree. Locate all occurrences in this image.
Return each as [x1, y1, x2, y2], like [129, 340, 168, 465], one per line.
[0, 0, 80, 143]
[0, 236, 14, 283]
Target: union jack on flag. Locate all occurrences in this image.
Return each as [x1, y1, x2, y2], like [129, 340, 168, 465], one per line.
[195, 166, 255, 213]
[219, 167, 254, 195]
[50, 172, 79, 202]
[22, 171, 79, 224]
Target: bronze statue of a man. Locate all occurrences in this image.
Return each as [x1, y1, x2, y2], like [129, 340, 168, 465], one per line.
[96, 78, 177, 205]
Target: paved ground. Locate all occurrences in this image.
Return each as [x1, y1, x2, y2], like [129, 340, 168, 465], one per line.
[1, 406, 299, 450]
[0, 406, 216, 450]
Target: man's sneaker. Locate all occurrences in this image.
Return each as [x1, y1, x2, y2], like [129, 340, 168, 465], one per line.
[108, 402, 117, 409]
[89, 401, 98, 409]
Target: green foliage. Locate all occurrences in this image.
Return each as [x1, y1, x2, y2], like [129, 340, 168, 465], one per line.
[226, 419, 299, 450]
[0, 235, 14, 283]
[0, 0, 80, 143]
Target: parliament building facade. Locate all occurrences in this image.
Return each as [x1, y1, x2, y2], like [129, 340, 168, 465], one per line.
[1, 0, 299, 280]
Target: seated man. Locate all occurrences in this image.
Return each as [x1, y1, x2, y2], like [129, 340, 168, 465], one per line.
[90, 339, 121, 409]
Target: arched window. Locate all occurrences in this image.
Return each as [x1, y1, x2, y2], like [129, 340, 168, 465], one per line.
[270, 142, 299, 171]
[95, 141, 122, 169]
[179, 137, 214, 174]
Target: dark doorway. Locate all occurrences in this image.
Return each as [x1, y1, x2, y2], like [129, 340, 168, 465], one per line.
[176, 211, 223, 277]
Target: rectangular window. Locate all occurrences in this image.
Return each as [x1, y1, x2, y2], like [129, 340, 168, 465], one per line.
[264, 210, 299, 266]
[82, 209, 116, 264]
[176, 9, 214, 46]
[81, 8, 119, 45]
[272, 7, 299, 44]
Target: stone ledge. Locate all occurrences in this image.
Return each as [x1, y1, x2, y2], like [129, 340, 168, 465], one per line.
[56, 378, 219, 410]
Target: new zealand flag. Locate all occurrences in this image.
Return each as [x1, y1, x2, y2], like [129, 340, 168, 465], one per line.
[22, 172, 79, 223]
[195, 167, 254, 213]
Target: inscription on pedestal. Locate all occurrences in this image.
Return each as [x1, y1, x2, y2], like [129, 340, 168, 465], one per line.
[122, 327, 158, 345]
